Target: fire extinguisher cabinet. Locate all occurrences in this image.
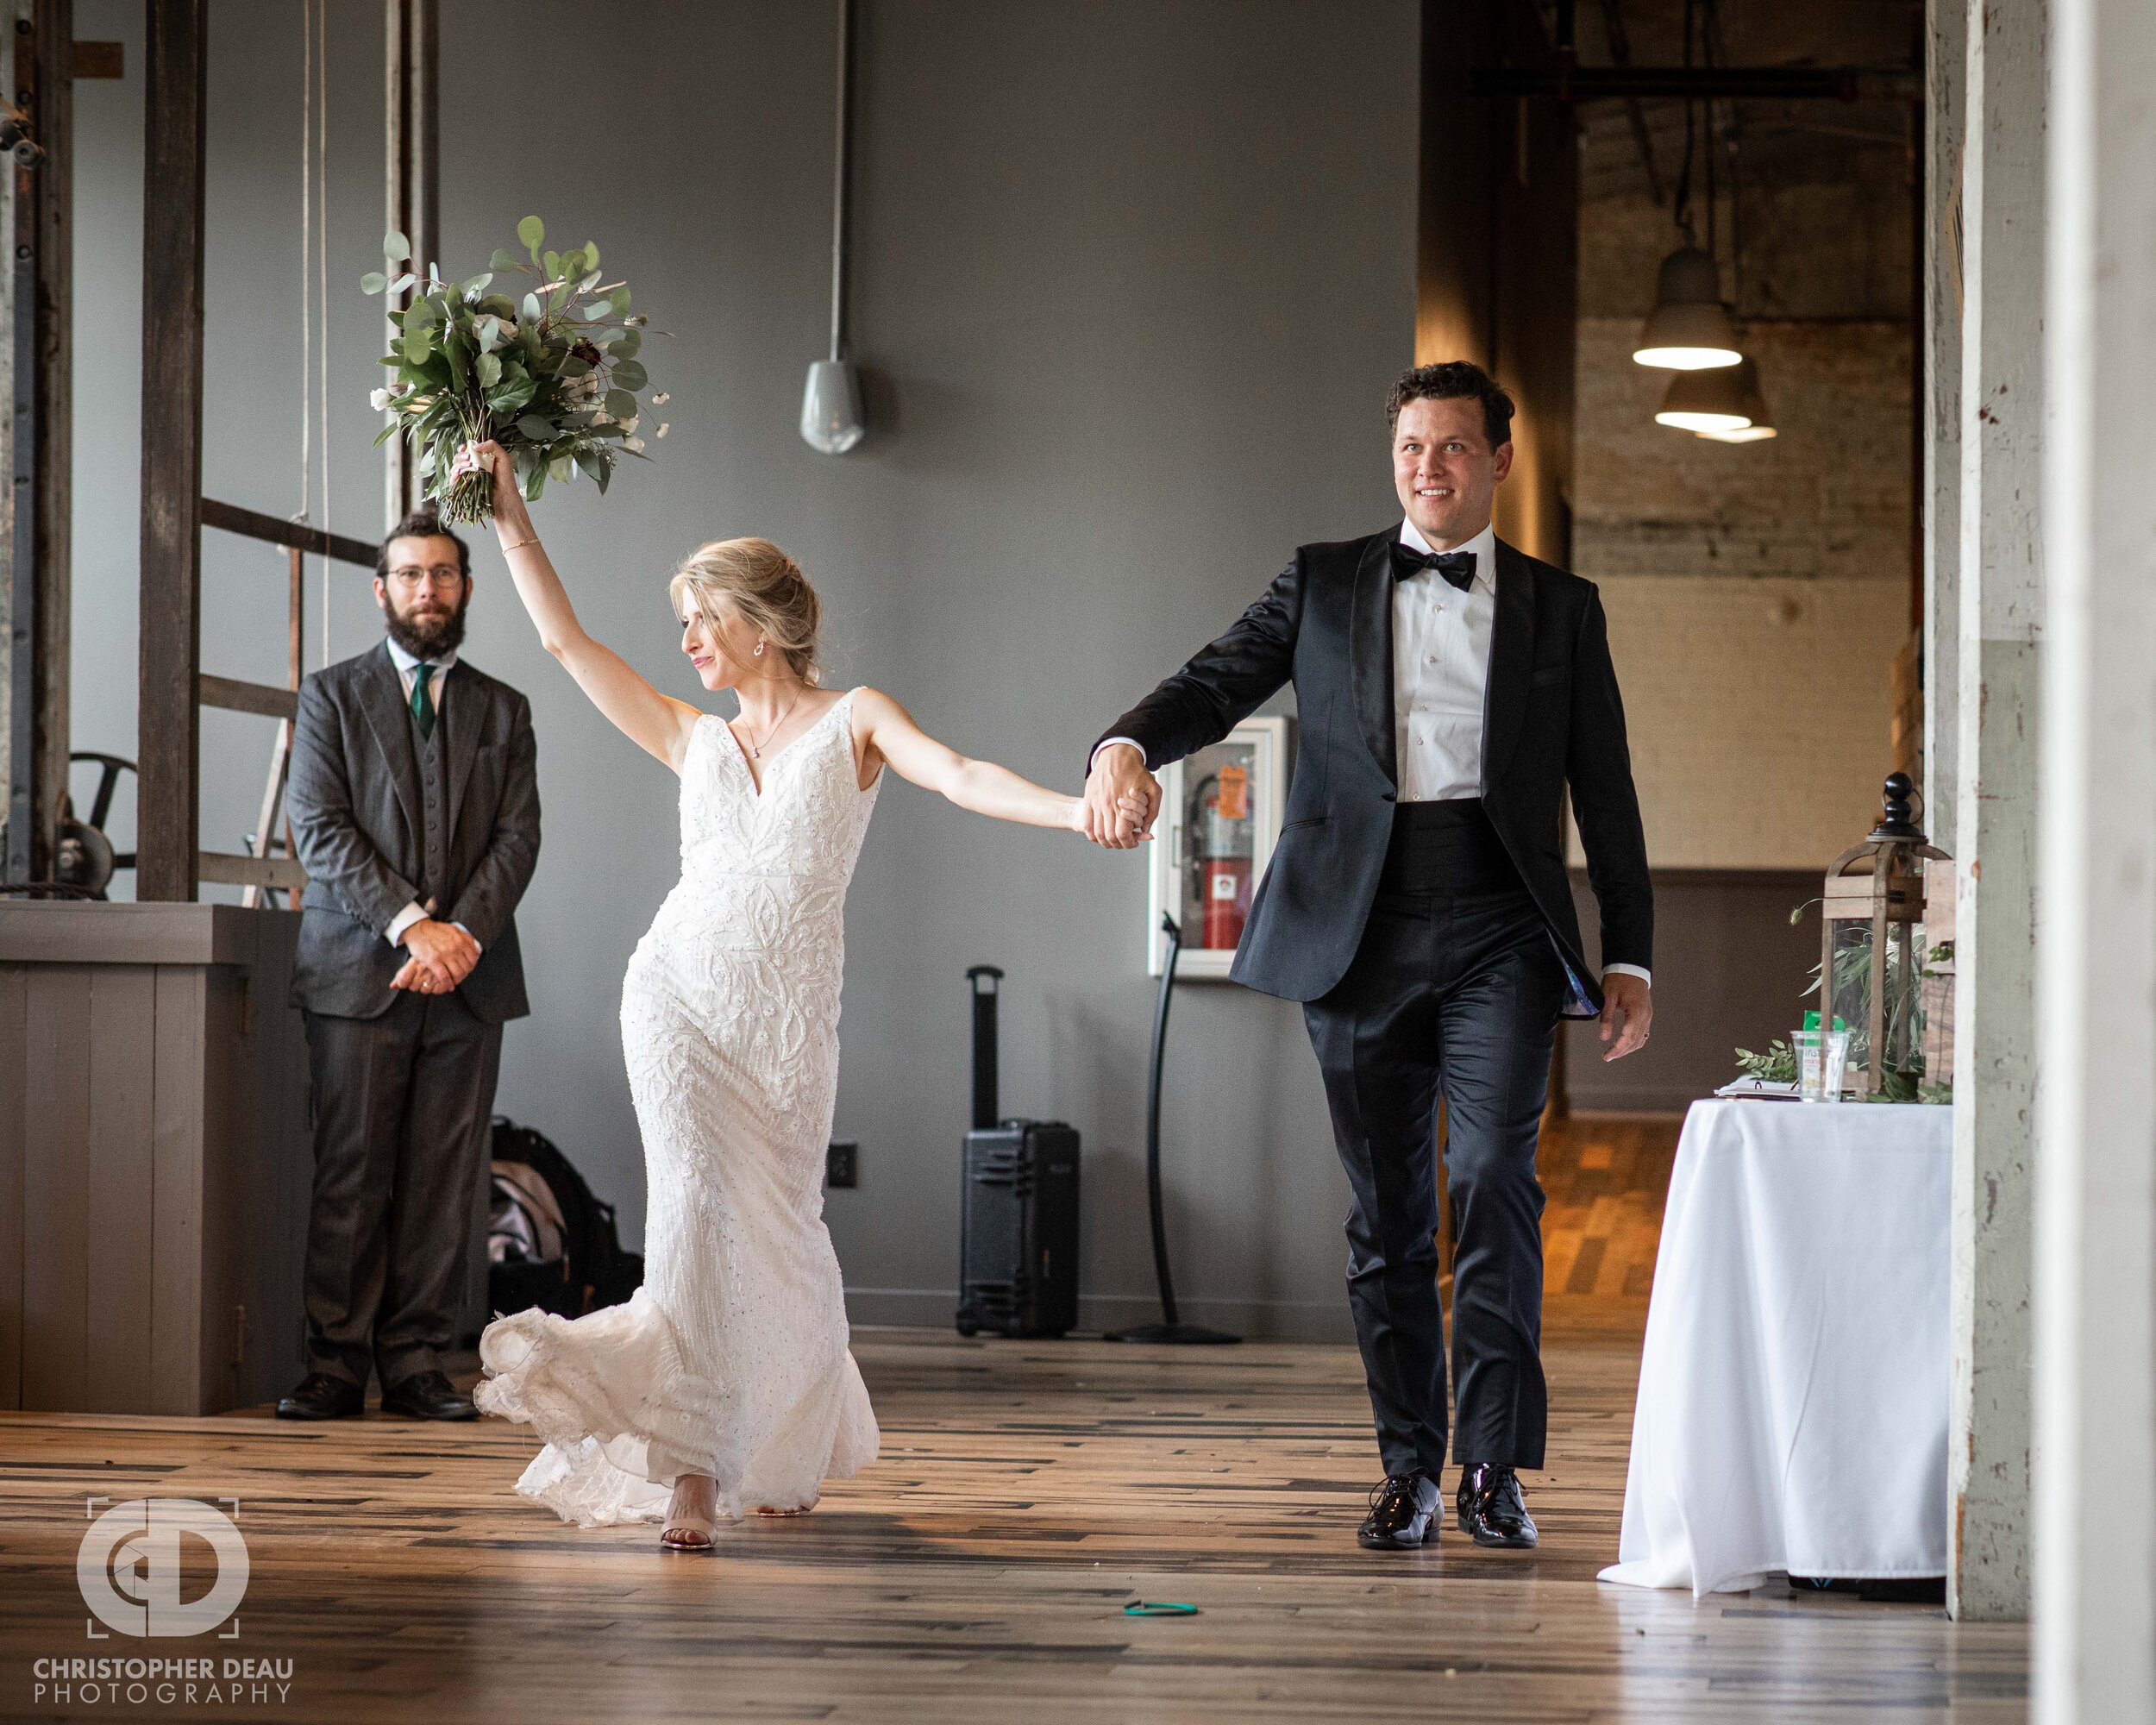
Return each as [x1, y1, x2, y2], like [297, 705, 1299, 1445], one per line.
[1144, 715, 1293, 980]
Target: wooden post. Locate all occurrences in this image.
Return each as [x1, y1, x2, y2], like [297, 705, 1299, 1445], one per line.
[135, 0, 206, 903]
[31, 0, 70, 889]
[383, 0, 437, 528]
[2, 0, 69, 889]
[1, 5, 23, 883]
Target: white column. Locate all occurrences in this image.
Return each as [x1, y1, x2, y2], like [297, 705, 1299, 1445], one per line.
[2034, 0, 2156, 1713]
[1947, 0, 2042, 1623]
[1921, 0, 1962, 852]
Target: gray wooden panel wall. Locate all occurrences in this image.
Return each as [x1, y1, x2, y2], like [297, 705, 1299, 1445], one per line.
[0, 903, 310, 1414]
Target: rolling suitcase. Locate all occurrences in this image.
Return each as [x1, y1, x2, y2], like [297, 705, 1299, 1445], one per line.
[955, 965, 1081, 1338]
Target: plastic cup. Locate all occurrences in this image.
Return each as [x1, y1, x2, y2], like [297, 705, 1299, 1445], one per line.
[1793, 1028, 1850, 1102]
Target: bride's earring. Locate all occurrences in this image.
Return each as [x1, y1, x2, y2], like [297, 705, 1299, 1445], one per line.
[754, 641, 767, 657]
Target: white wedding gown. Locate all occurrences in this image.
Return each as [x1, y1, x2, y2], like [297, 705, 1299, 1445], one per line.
[476, 692, 881, 1525]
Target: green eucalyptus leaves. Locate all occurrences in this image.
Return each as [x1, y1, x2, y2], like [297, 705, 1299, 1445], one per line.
[365, 216, 661, 524]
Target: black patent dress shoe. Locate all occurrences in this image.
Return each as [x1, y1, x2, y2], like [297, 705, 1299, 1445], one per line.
[1456, 1463, 1539, 1548]
[1357, 1471, 1442, 1550]
[379, 1369, 478, 1421]
[274, 1371, 364, 1421]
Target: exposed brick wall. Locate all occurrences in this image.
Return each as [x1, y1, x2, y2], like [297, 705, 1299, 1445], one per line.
[1572, 320, 1914, 869]
[1593, 575, 1905, 869]
[1570, 49, 1919, 872]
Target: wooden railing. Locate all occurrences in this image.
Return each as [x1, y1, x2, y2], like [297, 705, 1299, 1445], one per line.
[190, 500, 375, 903]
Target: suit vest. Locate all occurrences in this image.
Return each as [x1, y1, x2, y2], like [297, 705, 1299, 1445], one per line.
[411, 689, 449, 904]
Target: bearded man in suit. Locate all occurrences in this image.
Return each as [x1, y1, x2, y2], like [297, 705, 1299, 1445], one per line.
[1083, 361, 1652, 1549]
[276, 509, 541, 1421]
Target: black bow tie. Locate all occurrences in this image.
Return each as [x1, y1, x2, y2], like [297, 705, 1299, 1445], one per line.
[1391, 543, 1476, 592]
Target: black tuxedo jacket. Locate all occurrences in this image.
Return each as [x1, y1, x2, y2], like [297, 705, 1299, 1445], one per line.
[1097, 530, 1651, 1008]
[286, 643, 541, 1024]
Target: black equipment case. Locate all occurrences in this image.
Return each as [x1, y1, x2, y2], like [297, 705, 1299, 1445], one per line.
[955, 966, 1081, 1338]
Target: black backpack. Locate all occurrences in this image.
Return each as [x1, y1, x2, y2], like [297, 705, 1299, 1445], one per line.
[487, 1116, 644, 1320]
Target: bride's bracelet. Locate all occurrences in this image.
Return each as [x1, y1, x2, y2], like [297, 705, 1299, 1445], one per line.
[498, 532, 540, 553]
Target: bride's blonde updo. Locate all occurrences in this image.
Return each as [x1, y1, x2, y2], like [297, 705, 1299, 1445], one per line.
[668, 537, 824, 686]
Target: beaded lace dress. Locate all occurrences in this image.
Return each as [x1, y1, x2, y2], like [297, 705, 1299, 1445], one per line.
[476, 693, 881, 1525]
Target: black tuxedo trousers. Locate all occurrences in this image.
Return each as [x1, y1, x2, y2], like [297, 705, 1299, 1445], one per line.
[1307, 802, 1563, 1477]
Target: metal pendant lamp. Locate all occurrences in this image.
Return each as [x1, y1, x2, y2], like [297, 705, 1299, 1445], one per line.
[1633, 247, 1742, 371]
[1696, 358, 1777, 442]
[1654, 361, 1753, 434]
[800, 0, 865, 454]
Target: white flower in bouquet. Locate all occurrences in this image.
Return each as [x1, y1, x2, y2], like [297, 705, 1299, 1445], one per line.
[362, 214, 661, 524]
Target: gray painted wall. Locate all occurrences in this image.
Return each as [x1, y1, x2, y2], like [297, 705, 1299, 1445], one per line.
[72, 2, 1420, 1339]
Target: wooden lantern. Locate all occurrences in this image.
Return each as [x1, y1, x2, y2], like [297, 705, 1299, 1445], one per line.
[1821, 773, 1950, 1097]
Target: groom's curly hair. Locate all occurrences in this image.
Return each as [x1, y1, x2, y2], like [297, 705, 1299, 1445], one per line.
[1386, 361, 1515, 451]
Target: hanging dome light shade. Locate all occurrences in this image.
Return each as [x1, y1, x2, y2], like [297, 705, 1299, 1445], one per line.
[1633, 248, 1743, 370]
[800, 360, 865, 455]
[1655, 362, 1752, 434]
[1696, 358, 1777, 442]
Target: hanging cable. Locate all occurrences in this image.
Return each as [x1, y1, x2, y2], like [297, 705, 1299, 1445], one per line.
[1672, 0, 1697, 244]
[1707, 0, 1744, 315]
[317, 0, 330, 670]
[1702, 7, 1717, 267]
[297, 1, 311, 531]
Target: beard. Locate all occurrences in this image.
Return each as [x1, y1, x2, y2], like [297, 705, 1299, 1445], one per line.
[383, 586, 469, 660]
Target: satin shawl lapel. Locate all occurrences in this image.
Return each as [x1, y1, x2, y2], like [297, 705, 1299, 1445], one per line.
[1481, 539, 1536, 788]
[356, 642, 424, 848]
[1350, 530, 1399, 787]
[444, 668, 486, 847]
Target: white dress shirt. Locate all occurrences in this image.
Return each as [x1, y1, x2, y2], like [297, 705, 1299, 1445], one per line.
[1097, 524, 1648, 988]
[1392, 518, 1648, 988]
[379, 638, 478, 952]
[1393, 517, 1497, 803]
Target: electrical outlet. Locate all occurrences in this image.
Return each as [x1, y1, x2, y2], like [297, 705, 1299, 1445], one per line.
[826, 1140, 859, 1189]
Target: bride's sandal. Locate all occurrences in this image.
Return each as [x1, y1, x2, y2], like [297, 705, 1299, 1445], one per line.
[661, 1476, 719, 1553]
[754, 1498, 818, 1519]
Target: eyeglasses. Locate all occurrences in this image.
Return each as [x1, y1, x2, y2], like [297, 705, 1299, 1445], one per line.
[385, 564, 464, 584]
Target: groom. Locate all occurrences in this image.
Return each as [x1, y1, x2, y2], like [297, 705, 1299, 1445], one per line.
[1085, 361, 1652, 1550]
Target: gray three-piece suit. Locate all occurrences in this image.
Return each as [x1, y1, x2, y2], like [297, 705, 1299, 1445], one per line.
[286, 640, 540, 1389]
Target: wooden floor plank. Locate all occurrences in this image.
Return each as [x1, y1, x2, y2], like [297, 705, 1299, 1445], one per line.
[0, 1117, 2021, 1722]
[0, 1325, 2024, 1722]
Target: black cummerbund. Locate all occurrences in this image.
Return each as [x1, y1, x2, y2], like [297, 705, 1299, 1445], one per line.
[1378, 798, 1527, 897]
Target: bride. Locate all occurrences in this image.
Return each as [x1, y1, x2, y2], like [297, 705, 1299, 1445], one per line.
[461, 440, 1100, 1551]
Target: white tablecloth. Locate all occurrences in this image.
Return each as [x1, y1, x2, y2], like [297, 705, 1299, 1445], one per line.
[1598, 1097, 1952, 1596]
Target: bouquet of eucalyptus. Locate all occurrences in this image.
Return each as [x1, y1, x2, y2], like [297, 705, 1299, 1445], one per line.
[363, 215, 662, 524]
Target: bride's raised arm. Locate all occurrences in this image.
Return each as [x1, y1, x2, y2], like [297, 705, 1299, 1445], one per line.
[467, 439, 703, 772]
[851, 689, 1088, 832]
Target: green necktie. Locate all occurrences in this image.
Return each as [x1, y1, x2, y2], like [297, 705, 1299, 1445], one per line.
[411, 662, 436, 741]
